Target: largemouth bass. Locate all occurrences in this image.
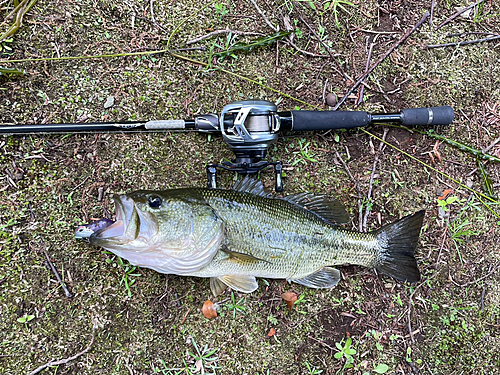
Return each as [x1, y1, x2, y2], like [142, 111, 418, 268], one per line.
[87, 178, 424, 296]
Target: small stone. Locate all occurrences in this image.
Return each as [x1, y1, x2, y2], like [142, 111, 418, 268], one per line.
[455, 7, 472, 19]
[438, 206, 449, 220]
[104, 96, 115, 109]
[325, 92, 337, 107]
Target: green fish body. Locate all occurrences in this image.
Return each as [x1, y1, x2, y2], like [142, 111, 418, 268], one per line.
[89, 179, 424, 295]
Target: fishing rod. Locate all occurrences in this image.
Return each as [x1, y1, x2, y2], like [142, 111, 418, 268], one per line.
[0, 100, 454, 191]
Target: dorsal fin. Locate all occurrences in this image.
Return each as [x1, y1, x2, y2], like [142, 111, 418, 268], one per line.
[283, 192, 350, 224]
[233, 176, 271, 197]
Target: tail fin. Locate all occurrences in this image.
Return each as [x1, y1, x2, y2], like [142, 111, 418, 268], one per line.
[374, 210, 425, 283]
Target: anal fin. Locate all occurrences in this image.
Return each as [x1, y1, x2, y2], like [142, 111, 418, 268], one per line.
[293, 267, 341, 289]
[217, 275, 258, 294]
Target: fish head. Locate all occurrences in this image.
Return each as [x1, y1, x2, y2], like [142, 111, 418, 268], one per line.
[89, 190, 224, 275]
[89, 191, 162, 248]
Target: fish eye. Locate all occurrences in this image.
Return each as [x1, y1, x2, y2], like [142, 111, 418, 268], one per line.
[148, 196, 162, 209]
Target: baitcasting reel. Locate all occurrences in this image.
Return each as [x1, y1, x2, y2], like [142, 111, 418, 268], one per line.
[201, 100, 283, 192]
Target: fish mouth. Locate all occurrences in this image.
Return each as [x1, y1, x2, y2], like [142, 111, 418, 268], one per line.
[90, 194, 158, 245]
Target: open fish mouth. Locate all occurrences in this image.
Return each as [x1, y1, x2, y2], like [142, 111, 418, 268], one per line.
[91, 194, 158, 244]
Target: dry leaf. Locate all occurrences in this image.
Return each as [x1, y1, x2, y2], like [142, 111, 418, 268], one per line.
[266, 328, 276, 337]
[194, 359, 202, 373]
[438, 188, 454, 200]
[202, 300, 217, 319]
[281, 291, 298, 311]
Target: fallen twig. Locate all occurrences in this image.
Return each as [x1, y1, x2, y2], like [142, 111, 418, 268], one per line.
[408, 272, 439, 343]
[434, 0, 485, 31]
[249, 0, 278, 32]
[357, 40, 375, 106]
[181, 307, 191, 324]
[447, 31, 497, 38]
[483, 135, 500, 154]
[42, 247, 72, 298]
[426, 34, 500, 49]
[186, 29, 264, 45]
[362, 128, 388, 231]
[333, 11, 429, 110]
[295, 7, 338, 60]
[0, 0, 39, 42]
[449, 261, 500, 287]
[334, 148, 364, 231]
[149, 0, 167, 32]
[28, 323, 97, 375]
[430, 0, 436, 26]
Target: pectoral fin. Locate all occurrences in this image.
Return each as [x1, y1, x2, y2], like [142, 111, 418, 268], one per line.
[217, 275, 259, 294]
[222, 248, 270, 264]
[293, 267, 341, 288]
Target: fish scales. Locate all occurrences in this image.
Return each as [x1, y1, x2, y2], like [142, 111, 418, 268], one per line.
[86, 178, 424, 295]
[195, 188, 380, 281]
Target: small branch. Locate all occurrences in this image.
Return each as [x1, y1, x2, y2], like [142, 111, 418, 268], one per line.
[408, 272, 439, 343]
[295, 9, 336, 60]
[186, 29, 264, 45]
[353, 27, 399, 35]
[181, 308, 191, 324]
[449, 261, 500, 287]
[149, 0, 168, 33]
[483, 135, 500, 154]
[249, 0, 278, 32]
[333, 11, 429, 110]
[434, 0, 485, 31]
[447, 31, 496, 38]
[28, 324, 97, 375]
[430, 0, 436, 26]
[426, 34, 500, 49]
[287, 40, 330, 58]
[42, 247, 72, 298]
[334, 148, 363, 231]
[307, 335, 335, 351]
[362, 128, 388, 231]
[357, 41, 375, 106]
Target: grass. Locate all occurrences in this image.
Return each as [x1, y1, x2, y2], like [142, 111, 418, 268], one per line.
[224, 292, 247, 319]
[105, 254, 142, 297]
[152, 336, 220, 375]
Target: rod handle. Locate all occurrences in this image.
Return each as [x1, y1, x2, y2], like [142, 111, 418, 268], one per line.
[401, 106, 454, 126]
[290, 110, 371, 131]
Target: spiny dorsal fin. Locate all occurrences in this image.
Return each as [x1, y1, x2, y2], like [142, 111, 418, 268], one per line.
[283, 192, 350, 224]
[233, 176, 271, 197]
[222, 248, 271, 264]
[218, 275, 259, 293]
[292, 267, 341, 288]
